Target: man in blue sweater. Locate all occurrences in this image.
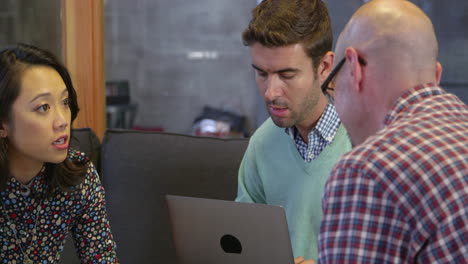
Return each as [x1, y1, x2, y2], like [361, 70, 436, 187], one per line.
[235, 0, 351, 262]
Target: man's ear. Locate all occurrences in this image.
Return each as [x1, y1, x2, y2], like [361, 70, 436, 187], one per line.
[435, 61, 443, 85]
[345, 47, 364, 93]
[318, 51, 334, 84]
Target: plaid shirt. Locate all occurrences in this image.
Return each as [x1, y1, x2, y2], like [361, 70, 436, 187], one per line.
[286, 103, 341, 162]
[319, 83, 468, 263]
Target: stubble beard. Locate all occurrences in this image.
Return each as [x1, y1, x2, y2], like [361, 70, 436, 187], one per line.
[270, 91, 319, 129]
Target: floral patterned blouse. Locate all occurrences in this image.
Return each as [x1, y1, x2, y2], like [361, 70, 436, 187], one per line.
[0, 150, 119, 263]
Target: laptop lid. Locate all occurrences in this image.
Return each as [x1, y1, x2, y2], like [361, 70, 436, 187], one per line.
[166, 195, 294, 264]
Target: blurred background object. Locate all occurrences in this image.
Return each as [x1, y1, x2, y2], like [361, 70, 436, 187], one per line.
[105, 80, 138, 129]
[192, 106, 247, 138]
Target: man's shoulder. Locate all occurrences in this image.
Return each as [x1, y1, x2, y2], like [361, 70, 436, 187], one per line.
[333, 129, 389, 175]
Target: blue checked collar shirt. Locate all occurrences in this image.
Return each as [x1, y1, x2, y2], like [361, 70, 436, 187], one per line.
[319, 83, 468, 264]
[285, 103, 341, 162]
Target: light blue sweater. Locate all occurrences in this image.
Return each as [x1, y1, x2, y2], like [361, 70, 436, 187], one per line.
[236, 118, 352, 260]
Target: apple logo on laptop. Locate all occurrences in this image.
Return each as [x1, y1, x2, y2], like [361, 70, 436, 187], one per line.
[220, 234, 242, 254]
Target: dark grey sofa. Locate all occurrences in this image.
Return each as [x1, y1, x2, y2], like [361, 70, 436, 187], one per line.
[60, 128, 249, 263]
[70, 127, 102, 173]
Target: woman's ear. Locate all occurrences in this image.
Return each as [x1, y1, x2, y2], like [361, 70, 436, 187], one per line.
[0, 122, 8, 138]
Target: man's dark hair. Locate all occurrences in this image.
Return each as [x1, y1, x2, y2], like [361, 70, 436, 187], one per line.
[242, 0, 333, 69]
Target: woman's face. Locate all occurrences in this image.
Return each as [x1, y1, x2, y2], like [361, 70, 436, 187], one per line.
[1, 66, 71, 171]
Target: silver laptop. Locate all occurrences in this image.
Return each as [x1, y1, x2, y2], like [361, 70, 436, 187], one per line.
[166, 195, 294, 264]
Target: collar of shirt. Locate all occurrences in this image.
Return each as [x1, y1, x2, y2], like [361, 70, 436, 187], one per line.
[285, 103, 341, 161]
[384, 82, 443, 125]
[3, 166, 47, 198]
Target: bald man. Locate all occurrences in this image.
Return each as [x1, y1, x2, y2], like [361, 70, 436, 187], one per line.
[318, 0, 468, 263]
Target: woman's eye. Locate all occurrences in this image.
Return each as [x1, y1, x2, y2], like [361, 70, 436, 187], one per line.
[63, 98, 71, 106]
[37, 104, 50, 113]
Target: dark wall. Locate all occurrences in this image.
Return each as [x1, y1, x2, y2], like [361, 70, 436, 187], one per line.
[105, 0, 258, 134]
[420, 0, 468, 102]
[0, 0, 62, 59]
[323, 0, 468, 102]
[105, 0, 467, 134]
[1, 0, 466, 134]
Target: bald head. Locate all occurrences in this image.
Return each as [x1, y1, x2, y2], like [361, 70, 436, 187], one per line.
[336, 0, 439, 86]
[332, 0, 442, 146]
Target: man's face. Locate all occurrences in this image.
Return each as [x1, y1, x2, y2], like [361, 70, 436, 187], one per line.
[250, 43, 322, 128]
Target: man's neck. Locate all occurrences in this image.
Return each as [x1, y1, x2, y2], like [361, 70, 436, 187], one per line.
[295, 99, 328, 144]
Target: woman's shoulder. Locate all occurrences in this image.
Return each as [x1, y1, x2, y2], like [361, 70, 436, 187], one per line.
[67, 148, 101, 188]
[67, 148, 91, 164]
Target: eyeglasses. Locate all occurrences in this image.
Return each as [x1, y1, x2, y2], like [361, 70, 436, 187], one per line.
[321, 56, 367, 96]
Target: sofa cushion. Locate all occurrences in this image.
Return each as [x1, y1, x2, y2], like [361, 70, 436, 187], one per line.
[70, 127, 101, 174]
[101, 129, 249, 263]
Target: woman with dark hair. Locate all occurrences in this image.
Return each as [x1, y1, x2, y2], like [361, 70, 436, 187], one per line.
[0, 44, 118, 263]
